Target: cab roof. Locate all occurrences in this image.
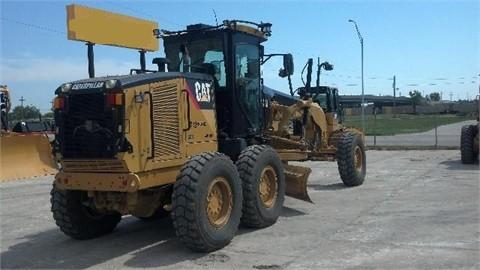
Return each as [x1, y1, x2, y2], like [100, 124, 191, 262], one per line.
[158, 20, 272, 42]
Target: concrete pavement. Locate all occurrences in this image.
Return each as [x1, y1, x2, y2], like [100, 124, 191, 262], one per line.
[1, 150, 479, 269]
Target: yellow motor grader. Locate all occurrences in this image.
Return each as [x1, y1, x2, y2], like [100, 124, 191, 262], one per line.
[51, 6, 366, 252]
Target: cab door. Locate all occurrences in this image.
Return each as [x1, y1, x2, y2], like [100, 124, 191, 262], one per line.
[231, 38, 262, 136]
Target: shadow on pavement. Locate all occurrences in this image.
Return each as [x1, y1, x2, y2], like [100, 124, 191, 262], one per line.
[1, 216, 205, 269]
[439, 159, 479, 170]
[2, 206, 302, 269]
[308, 182, 347, 191]
[281, 206, 306, 217]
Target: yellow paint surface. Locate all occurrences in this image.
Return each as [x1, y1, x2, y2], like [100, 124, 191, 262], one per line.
[66, 4, 159, 51]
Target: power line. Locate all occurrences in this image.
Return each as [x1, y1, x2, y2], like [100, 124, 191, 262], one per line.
[0, 17, 66, 36]
[104, 1, 183, 28]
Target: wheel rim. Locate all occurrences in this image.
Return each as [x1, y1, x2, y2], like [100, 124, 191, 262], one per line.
[354, 146, 363, 173]
[206, 177, 233, 228]
[259, 166, 278, 208]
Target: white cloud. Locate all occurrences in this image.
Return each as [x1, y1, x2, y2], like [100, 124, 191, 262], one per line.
[0, 57, 137, 83]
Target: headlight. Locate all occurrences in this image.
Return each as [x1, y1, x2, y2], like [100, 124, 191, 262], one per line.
[61, 83, 72, 93]
[105, 79, 118, 89]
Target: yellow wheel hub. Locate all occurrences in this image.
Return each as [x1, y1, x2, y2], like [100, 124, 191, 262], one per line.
[354, 146, 363, 173]
[206, 177, 232, 228]
[259, 166, 278, 208]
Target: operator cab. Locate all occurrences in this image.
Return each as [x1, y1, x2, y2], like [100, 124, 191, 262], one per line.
[297, 86, 340, 114]
[159, 20, 272, 155]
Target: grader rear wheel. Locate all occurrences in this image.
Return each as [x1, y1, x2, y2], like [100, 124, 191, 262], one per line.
[236, 145, 285, 228]
[50, 186, 121, 239]
[171, 152, 242, 252]
[337, 132, 366, 187]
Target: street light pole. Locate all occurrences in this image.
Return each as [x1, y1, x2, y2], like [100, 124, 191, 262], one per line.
[348, 19, 365, 134]
[393, 75, 396, 117]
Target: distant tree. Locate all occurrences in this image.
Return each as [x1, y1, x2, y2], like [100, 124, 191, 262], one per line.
[429, 92, 441, 102]
[8, 105, 41, 121]
[409, 90, 424, 114]
[43, 111, 54, 119]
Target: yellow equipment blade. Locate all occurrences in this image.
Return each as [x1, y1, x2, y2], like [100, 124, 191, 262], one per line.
[284, 164, 313, 203]
[0, 133, 57, 181]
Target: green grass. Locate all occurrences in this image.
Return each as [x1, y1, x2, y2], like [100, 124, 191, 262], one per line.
[342, 114, 474, 136]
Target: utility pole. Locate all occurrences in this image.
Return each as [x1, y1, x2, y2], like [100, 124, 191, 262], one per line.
[449, 92, 453, 101]
[393, 75, 396, 117]
[19, 96, 26, 120]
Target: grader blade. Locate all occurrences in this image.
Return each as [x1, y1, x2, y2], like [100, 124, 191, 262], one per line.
[284, 164, 313, 203]
[0, 133, 57, 181]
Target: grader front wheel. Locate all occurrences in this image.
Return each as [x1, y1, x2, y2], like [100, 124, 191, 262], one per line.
[337, 132, 366, 186]
[171, 152, 242, 252]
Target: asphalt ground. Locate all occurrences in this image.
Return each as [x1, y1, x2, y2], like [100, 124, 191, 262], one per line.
[1, 150, 479, 269]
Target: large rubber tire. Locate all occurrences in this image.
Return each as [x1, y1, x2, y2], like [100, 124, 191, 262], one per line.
[461, 125, 477, 164]
[171, 152, 242, 252]
[50, 186, 121, 239]
[236, 145, 285, 228]
[337, 132, 366, 187]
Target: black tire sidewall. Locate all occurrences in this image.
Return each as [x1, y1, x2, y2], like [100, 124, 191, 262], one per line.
[461, 125, 476, 163]
[251, 149, 285, 222]
[51, 186, 121, 239]
[337, 132, 366, 186]
[237, 145, 285, 227]
[194, 155, 242, 247]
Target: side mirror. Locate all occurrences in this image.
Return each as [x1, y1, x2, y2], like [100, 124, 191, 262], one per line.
[279, 53, 294, 78]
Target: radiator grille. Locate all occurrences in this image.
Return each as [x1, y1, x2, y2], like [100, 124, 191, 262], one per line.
[60, 93, 117, 159]
[151, 82, 180, 160]
[62, 160, 127, 172]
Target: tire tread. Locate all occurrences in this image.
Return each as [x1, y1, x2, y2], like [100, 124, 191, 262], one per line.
[336, 132, 366, 187]
[171, 152, 240, 252]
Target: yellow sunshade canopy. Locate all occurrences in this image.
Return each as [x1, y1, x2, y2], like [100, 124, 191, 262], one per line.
[67, 4, 159, 52]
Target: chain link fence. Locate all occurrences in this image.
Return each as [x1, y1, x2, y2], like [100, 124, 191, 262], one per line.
[342, 113, 477, 149]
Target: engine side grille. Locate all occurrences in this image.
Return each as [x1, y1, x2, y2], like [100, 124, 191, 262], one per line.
[151, 82, 180, 160]
[60, 93, 116, 159]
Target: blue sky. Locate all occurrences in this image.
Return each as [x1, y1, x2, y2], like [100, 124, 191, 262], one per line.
[1, 0, 479, 112]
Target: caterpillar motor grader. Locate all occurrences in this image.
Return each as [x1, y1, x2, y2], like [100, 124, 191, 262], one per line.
[51, 8, 366, 252]
[0, 85, 56, 181]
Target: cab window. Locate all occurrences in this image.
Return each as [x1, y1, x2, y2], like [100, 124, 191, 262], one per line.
[235, 44, 260, 129]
